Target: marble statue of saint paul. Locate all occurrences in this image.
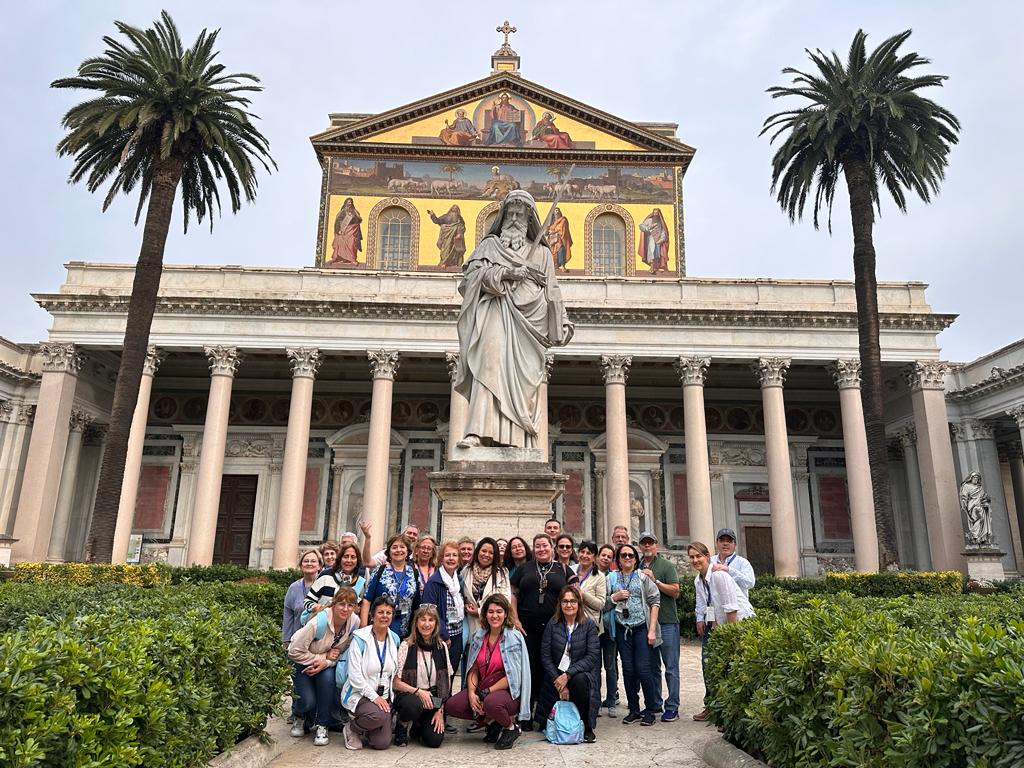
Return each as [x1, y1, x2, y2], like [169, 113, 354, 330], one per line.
[454, 190, 573, 448]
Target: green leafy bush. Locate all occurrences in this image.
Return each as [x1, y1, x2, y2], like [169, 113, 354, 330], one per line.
[0, 582, 290, 768]
[10, 562, 171, 586]
[170, 563, 300, 589]
[824, 570, 962, 597]
[705, 592, 1024, 768]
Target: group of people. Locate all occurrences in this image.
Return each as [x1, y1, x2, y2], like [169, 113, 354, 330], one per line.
[281, 518, 755, 750]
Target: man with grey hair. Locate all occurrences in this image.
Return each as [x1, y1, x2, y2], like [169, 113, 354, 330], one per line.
[453, 190, 573, 449]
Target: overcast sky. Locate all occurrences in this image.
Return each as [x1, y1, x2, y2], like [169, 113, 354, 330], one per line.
[1, 1, 1019, 362]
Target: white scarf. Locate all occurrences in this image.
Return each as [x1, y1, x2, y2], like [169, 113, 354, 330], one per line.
[439, 566, 465, 620]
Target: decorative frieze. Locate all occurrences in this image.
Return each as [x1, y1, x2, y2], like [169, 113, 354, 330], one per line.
[39, 342, 83, 374]
[753, 357, 790, 387]
[828, 359, 862, 390]
[903, 361, 948, 391]
[204, 346, 241, 377]
[709, 443, 766, 467]
[368, 350, 400, 380]
[445, 351, 460, 383]
[600, 354, 631, 385]
[143, 346, 165, 377]
[674, 356, 710, 386]
[287, 347, 322, 379]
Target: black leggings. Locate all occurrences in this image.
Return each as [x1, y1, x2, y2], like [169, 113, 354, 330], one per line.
[393, 691, 444, 748]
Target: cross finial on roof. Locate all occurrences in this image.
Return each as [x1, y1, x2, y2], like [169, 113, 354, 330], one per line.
[496, 20, 517, 47]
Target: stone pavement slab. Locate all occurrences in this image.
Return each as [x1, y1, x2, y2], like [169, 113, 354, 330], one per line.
[270, 642, 716, 767]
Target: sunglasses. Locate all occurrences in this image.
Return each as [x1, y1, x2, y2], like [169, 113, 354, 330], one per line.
[619, 552, 636, 559]
[557, 544, 573, 550]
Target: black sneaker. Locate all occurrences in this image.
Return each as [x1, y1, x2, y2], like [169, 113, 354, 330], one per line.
[641, 712, 656, 726]
[520, 719, 534, 732]
[583, 728, 596, 743]
[494, 725, 521, 750]
[393, 724, 408, 747]
[483, 722, 502, 743]
[622, 712, 642, 725]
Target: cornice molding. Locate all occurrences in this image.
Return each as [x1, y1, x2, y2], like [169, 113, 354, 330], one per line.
[946, 363, 1024, 403]
[0, 359, 39, 384]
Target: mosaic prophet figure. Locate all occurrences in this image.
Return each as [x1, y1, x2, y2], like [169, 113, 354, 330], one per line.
[328, 197, 362, 265]
[428, 205, 466, 268]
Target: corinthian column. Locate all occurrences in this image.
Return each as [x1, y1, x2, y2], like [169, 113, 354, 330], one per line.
[364, 351, 400, 546]
[828, 360, 878, 572]
[753, 357, 800, 577]
[112, 347, 164, 563]
[272, 348, 322, 569]
[601, 355, 631, 537]
[186, 346, 241, 566]
[446, 352, 467, 461]
[896, 426, 932, 570]
[13, 343, 82, 562]
[46, 410, 93, 562]
[675, 356, 714, 545]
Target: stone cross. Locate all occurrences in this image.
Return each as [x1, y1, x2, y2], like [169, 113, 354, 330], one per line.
[496, 20, 517, 47]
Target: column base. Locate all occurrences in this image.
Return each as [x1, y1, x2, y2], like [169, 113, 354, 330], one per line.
[430, 448, 566, 541]
[963, 546, 1006, 584]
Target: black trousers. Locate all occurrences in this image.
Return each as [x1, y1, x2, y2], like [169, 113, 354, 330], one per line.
[565, 674, 592, 728]
[393, 691, 445, 748]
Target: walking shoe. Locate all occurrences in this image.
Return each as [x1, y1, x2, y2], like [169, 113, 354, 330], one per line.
[692, 708, 709, 722]
[444, 723, 457, 735]
[519, 719, 534, 732]
[606, 705, 618, 718]
[494, 724, 521, 750]
[289, 722, 305, 738]
[313, 726, 328, 747]
[583, 728, 597, 743]
[467, 720, 486, 732]
[641, 712, 656, 726]
[596, 707, 603, 717]
[286, 714, 296, 725]
[622, 712, 642, 725]
[483, 722, 503, 743]
[661, 710, 679, 723]
[393, 724, 408, 747]
[343, 722, 363, 750]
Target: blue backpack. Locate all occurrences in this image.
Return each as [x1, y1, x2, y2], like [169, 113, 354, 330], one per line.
[544, 700, 584, 745]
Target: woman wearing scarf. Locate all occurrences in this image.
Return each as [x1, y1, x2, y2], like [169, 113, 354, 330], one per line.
[421, 541, 467, 681]
[462, 536, 512, 637]
[391, 605, 453, 748]
[362, 534, 421, 637]
[303, 543, 367, 623]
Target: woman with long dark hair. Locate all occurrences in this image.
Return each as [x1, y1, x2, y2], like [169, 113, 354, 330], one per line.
[304, 542, 367, 622]
[463, 537, 511, 637]
[503, 536, 533, 579]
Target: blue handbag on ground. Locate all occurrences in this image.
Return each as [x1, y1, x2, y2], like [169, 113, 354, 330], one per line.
[544, 700, 584, 745]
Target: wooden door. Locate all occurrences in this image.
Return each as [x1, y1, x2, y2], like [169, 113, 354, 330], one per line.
[213, 475, 258, 565]
[743, 525, 775, 577]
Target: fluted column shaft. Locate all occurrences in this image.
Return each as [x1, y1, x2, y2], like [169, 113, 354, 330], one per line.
[446, 352, 467, 461]
[675, 357, 713, 545]
[754, 358, 800, 577]
[364, 351, 400, 547]
[273, 349, 322, 569]
[601, 355, 631, 537]
[112, 348, 163, 563]
[186, 347, 241, 566]
[13, 344, 82, 562]
[538, 355, 554, 463]
[829, 360, 878, 572]
[47, 411, 92, 561]
[897, 427, 932, 570]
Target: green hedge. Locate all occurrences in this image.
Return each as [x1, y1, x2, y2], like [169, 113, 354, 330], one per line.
[9, 562, 171, 586]
[0, 582, 290, 768]
[170, 563, 301, 588]
[705, 592, 1024, 768]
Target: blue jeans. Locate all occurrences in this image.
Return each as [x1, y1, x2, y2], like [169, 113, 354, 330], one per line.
[649, 622, 680, 711]
[292, 661, 341, 727]
[616, 622, 658, 716]
[599, 629, 620, 706]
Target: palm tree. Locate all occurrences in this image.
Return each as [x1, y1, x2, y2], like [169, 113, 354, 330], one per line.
[546, 164, 568, 184]
[762, 29, 959, 566]
[440, 163, 463, 183]
[53, 11, 274, 562]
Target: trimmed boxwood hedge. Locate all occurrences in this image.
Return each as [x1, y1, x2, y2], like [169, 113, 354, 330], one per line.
[10, 562, 171, 586]
[704, 590, 1024, 768]
[0, 582, 290, 768]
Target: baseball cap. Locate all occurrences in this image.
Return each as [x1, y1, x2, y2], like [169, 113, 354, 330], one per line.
[638, 531, 658, 543]
[716, 527, 737, 541]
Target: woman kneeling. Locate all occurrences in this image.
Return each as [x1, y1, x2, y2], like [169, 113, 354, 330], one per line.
[391, 605, 453, 748]
[340, 597, 401, 750]
[446, 594, 531, 750]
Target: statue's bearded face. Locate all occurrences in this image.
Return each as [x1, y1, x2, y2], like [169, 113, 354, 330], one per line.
[500, 201, 529, 250]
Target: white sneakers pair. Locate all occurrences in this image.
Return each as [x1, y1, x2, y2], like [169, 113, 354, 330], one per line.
[289, 722, 329, 747]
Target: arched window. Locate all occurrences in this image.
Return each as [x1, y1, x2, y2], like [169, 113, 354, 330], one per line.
[591, 213, 626, 275]
[378, 206, 413, 270]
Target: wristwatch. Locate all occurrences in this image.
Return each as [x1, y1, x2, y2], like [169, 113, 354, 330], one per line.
[479, 687, 490, 698]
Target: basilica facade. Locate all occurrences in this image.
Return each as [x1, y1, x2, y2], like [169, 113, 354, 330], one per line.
[3, 44, 1023, 576]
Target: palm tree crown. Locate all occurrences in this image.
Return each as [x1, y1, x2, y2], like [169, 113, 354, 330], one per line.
[53, 10, 274, 231]
[762, 29, 960, 229]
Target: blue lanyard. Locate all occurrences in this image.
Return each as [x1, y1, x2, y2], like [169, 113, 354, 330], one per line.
[623, 570, 637, 593]
[725, 553, 737, 567]
[701, 575, 712, 605]
[374, 635, 389, 672]
[578, 567, 593, 586]
[565, 623, 576, 648]
[417, 567, 431, 589]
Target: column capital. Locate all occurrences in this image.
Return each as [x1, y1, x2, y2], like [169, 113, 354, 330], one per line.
[674, 356, 710, 386]
[39, 342, 83, 374]
[143, 346, 165, 377]
[368, 350, 401, 380]
[1007, 404, 1024, 428]
[600, 354, 632, 385]
[895, 424, 917, 448]
[204, 345, 241, 377]
[650, 468, 663, 480]
[286, 347, 322, 379]
[68, 409, 93, 433]
[951, 418, 994, 442]
[445, 351, 460, 383]
[16, 404, 36, 426]
[83, 423, 107, 446]
[543, 353, 556, 383]
[903, 361, 948, 391]
[828, 359, 862, 390]
[0, 399, 13, 423]
[753, 357, 790, 387]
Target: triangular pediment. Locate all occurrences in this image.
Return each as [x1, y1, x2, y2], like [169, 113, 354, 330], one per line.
[311, 74, 695, 165]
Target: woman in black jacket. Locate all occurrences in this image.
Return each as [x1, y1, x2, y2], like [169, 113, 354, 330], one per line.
[534, 584, 601, 742]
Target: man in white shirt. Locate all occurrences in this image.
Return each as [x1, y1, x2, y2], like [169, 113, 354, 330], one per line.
[709, 528, 755, 598]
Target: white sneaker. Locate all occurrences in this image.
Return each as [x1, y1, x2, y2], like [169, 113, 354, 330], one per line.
[607, 705, 618, 718]
[289, 722, 304, 738]
[313, 725, 328, 747]
[344, 722, 363, 750]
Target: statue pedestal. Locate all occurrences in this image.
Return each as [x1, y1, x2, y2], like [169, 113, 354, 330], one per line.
[963, 546, 1006, 584]
[430, 446, 566, 541]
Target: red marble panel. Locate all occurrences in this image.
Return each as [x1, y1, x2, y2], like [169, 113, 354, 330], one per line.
[410, 467, 431, 530]
[301, 466, 322, 531]
[563, 469, 584, 535]
[818, 474, 852, 539]
[133, 465, 170, 529]
[672, 472, 689, 537]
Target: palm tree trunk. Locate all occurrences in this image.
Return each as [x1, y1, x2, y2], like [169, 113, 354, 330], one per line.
[86, 156, 183, 562]
[842, 155, 898, 567]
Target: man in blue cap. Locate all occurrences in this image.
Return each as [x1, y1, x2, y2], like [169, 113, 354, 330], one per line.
[709, 528, 755, 598]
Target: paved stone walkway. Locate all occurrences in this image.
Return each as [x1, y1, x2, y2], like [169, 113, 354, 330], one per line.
[270, 642, 715, 767]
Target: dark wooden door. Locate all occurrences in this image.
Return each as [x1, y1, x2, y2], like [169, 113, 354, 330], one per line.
[213, 475, 258, 565]
[743, 526, 775, 577]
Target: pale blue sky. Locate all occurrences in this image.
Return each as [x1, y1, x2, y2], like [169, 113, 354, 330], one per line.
[1, 1, 1019, 361]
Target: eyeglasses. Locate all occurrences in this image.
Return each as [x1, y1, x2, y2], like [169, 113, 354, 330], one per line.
[619, 553, 636, 560]
[560, 599, 578, 605]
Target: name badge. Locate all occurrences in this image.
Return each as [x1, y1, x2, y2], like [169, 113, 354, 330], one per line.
[558, 650, 571, 672]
